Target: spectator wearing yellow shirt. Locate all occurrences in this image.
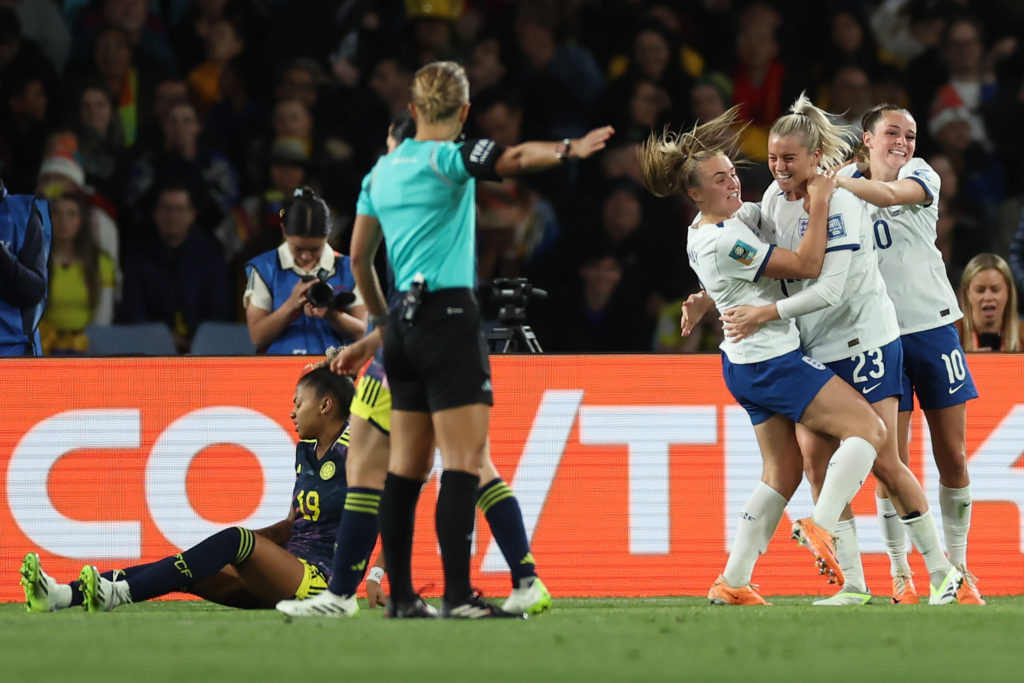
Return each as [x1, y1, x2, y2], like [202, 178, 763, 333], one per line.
[40, 193, 114, 354]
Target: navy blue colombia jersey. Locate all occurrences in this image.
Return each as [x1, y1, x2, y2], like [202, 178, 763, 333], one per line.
[283, 428, 349, 576]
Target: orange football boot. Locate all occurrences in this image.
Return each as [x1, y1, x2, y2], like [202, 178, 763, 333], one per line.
[891, 571, 920, 605]
[791, 518, 845, 586]
[707, 575, 771, 605]
[955, 567, 985, 605]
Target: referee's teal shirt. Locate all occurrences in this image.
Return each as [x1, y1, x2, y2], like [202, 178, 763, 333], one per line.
[357, 138, 485, 291]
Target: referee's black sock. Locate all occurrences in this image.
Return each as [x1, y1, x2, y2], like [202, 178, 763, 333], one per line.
[379, 473, 423, 604]
[436, 469, 480, 605]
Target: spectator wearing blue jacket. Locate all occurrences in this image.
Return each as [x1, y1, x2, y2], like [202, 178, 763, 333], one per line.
[0, 180, 50, 355]
[243, 186, 366, 355]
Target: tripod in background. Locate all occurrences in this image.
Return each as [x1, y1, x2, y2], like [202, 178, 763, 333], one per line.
[485, 278, 545, 354]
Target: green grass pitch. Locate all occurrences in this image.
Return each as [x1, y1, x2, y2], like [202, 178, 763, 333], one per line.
[1, 597, 1020, 682]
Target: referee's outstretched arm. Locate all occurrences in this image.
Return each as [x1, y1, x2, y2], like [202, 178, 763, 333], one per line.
[494, 125, 615, 176]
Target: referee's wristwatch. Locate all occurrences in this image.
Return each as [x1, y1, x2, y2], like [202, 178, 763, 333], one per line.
[555, 138, 572, 162]
[371, 313, 389, 328]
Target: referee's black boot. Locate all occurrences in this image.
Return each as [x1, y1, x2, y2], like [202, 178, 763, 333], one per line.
[385, 594, 438, 619]
[441, 592, 526, 619]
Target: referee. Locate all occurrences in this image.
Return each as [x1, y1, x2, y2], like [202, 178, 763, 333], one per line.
[351, 60, 612, 618]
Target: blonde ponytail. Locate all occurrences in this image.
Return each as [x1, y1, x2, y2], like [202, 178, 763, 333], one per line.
[770, 93, 853, 169]
[637, 105, 745, 197]
[411, 61, 470, 123]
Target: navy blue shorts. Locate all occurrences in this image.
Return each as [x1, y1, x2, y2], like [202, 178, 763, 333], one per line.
[826, 338, 903, 404]
[723, 349, 835, 425]
[899, 324, 979, 411]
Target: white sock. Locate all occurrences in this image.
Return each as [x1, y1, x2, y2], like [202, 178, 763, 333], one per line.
[939, 483, 972, 568]
[901, 509, 952, 586]
[52, 583, 73, 609]
[833, 518, 867, 592]
[877, 496, 911, 576]
[812, 437, 877, 534]
[112, 580, 133, 607]
[722, 482, 788, 587]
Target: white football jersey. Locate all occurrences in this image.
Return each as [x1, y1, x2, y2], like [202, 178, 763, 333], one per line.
[837, 158, 962, 334]
[760, 182, 900, 363]
[686, 207, 801, 364]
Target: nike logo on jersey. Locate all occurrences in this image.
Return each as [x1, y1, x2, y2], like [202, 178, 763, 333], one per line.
[949, 383, 965, 394]
[862, 383, 881, 394]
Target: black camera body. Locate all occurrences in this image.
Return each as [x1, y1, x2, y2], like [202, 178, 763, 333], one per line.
[301, 269, 335, 308]
[491, 277, 542, 307]
[490, 277, 546, 325]
[486, 277, 546, 353]
[301, 269, 357, 309]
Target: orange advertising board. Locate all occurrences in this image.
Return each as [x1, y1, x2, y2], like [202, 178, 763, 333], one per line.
[0, 354, 1021, 602]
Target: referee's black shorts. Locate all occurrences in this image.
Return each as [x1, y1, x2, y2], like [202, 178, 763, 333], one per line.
[383, 287, 493, 412]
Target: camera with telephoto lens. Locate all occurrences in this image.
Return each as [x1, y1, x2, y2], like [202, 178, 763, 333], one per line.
[301, 269, 335, 308]
[490, 277, 546, 325]
[302, 269, 357, 309]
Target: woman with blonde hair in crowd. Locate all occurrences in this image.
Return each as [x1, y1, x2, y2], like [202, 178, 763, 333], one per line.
[959, 253, 1022, 352]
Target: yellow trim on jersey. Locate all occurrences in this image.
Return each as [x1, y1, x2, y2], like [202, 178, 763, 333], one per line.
[294, 558, 328, 599]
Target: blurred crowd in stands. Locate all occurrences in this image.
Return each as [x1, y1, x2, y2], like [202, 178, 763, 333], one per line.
[2, 0, 1024, 354]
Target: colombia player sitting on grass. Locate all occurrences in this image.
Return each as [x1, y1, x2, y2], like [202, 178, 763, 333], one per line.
[276, 327, 552, 618]
[19, 356, 355, 612]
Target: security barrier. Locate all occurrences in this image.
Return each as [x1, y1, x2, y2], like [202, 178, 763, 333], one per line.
[1, 354, 1021, 600]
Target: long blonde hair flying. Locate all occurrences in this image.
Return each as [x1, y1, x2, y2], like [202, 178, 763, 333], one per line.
[637, 105, 745, 198]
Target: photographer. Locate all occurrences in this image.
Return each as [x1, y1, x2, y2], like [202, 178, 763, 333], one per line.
[244, 186, 366, 354]
[0, 179, 50, 356]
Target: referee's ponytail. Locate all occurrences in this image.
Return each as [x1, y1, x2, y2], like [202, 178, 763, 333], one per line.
[282, 185, 331, 238]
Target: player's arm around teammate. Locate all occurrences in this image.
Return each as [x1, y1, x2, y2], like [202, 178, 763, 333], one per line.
[833, 104, 983, 602]
[725, 97, 963, 605]
[638, 107, 884, 604]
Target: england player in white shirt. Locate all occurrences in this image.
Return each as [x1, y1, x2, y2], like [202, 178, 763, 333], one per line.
[835, 104, 983, 604]
[639, 106, 886, 605]
[722, 96, 961, 605]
